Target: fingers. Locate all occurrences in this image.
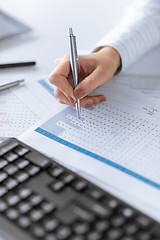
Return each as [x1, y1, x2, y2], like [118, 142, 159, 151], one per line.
[80, 95, 106, 107]
[50, 55, 108, 108]
[54, 87, 74, 106]
[55, 84, 106, 107]
[49, 56, 76, 104]
[74, 68, 107, 99]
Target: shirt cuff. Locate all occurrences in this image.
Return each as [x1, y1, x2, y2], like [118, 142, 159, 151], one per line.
[94, 17, 160, 71]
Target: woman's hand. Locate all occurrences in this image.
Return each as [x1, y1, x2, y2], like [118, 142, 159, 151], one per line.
[49, 46, 121, 107]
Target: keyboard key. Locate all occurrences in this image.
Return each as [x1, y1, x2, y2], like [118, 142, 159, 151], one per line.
[6, 208, 19, 220]
[0, 171, 8, 182]
[50, 180, 65, 192]
[89, 202, 111, 218]
[15, 158, 29, 169]
[137, 231, 153, 240]
[3, 152, 18, 162]
[14, 146, 29, 156]
[25, 164, 40, 176]
[95, 220, 110, 232]
[30, 194, 43, 206]
[0, 158, 8, 168]
[72, 203, 95, 222]
[6, 193, 20, 206]
[18, 201, 32, 214]
[70, 236, 85, 240]
[124, 223, 139, 235]
[136, 215, 152, 228]
[25, 152, 51, 169]
[104, 198, 119, 210]
[31, 225, 46, 238]
[56, 226, 72, 240]
[18, 186, 32, 199]
[3, 164, 18, 175]
[3, 177, 18, 190]
[0, 141, 18, 156]
[87, 231, 102, 240]
[111, 215, 126, 228]
[40, 201, 56, 214]
[60, 172, 75, 184]
[45, 233, 57, 240]
[0, 149, 5, 156]
[120, 207, 135, 219]
[18, 216, 31, 228]
[107, 228, 123, 240]
[73, 222, 90, 235]
[14, 171, 29, 183]
[0, 199, 8, 212]
[0, 149, 6, 156]
[0, 185, 7, 196]
[121, 237, 135, 240]
[87, 188, 104, 200]
[72, 179, 87, 191]
[29, 208, 44, 222]
[43, 218, 59, 232]
[49, 167, 64, 178]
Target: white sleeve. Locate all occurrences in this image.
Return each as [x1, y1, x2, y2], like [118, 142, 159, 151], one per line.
[95, 0, 160, 71]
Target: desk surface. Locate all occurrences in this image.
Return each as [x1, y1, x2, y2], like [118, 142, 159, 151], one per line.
[1, 0, 160, 85]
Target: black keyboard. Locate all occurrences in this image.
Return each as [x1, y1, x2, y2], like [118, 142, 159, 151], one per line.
[0, 138, 159, 240]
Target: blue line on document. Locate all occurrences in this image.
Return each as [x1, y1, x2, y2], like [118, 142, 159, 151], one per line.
[35, 127, 160, 190]
[38, 80, 55, 97]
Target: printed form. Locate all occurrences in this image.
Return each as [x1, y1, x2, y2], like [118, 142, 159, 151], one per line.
[35, 81, 160, 190]
[20, 78, 160, 221]
[0, 79, 59, 138]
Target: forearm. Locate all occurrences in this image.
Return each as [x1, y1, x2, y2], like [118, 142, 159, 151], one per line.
[95, 0, 160, 71]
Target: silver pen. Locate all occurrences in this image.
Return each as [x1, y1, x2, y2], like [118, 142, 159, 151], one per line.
[0, 79, 24, 92]
[69, 28, 81, 118]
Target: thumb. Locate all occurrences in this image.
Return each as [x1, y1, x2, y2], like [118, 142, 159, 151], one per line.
[74, 69, 105, 99]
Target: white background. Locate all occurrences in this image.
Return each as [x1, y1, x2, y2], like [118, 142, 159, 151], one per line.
[0, 0, 132, 83]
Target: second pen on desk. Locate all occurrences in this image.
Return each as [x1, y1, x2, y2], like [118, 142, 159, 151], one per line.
[0, 61, 36, 69]
[69, 28, 81, 119]
[0, 79, 24, 92]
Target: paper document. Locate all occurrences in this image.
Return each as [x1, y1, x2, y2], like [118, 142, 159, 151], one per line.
[115, 74, 160, 99]
[0, 78, 61, 138]
[36, 85, 160, 190]
[20, 77, 160, 221]
[0, 90, 38, 137]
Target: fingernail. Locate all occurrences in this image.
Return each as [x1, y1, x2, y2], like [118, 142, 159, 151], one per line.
[74, 89, 86, 99]
[100, 96, 106, 102]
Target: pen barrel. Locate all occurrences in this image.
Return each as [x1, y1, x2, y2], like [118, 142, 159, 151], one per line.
[0, 62, 36, 69]
[69, 34, 78, 88]
[69, 28, 81, 118]
[76, 99, 81, 118]
[0, 79, 24, 92]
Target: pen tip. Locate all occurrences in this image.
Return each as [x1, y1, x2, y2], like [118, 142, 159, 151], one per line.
[77, 111, 81, 119]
